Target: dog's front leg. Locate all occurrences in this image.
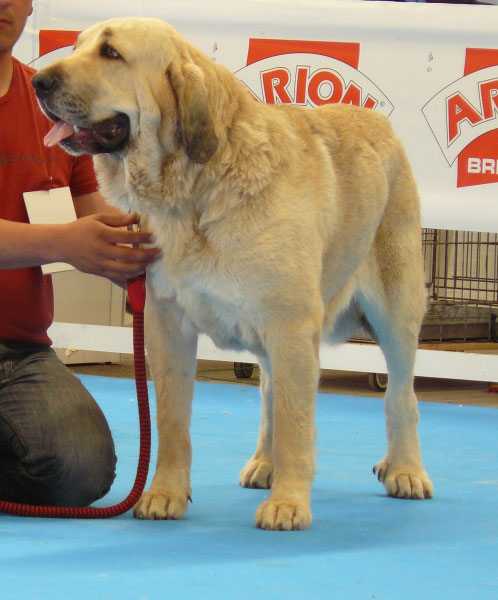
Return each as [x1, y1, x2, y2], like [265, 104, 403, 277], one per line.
[134, 293, 197, 520]
[255, 323, 320, 531]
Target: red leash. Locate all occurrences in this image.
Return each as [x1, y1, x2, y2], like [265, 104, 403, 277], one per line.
[0, 275, 151, 518]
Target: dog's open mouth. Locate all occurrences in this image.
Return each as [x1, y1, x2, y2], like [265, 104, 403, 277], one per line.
[43, 111, 130, 155]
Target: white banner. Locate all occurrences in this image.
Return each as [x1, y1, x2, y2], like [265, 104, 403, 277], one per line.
[14, 0, 498, 233]
[48, 323, 498, 383]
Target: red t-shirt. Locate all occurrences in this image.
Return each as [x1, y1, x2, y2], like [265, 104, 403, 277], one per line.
[0, 58, 98, 346]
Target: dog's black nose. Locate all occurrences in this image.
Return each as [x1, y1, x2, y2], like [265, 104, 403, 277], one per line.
[31, 71, 59, 98]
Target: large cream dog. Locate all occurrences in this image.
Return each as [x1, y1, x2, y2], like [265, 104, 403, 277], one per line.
[33, 17, 433, 530]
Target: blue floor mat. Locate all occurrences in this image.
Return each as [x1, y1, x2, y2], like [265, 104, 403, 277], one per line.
[1, 375, 497, 600]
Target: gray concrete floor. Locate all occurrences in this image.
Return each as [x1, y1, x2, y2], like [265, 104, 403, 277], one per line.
[69, 357, 498, 408]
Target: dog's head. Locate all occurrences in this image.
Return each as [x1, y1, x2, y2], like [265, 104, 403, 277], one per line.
[32, 17, 218, 163]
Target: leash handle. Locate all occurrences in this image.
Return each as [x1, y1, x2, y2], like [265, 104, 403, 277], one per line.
[127, 274, 146, 313]
[127, 220, 147, 313]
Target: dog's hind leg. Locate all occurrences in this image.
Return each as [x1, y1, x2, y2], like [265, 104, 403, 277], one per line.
[358, 229, 433, 500]
[240, 359, 274, 489]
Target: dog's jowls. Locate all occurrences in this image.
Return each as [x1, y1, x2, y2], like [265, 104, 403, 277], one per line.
[33, 17, 433, 530]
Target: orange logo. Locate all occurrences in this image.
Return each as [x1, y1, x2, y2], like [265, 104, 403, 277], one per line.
[236, 39, 393, 115]
[423, 48, 498, 188]
[39, 30, 79, 57]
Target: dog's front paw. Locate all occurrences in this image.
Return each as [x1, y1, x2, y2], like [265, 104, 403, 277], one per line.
[240, 457, 274, 489]
[373, 459, 434, 499]
[133, 488, 191, 520]
[255, 499, 312, 531]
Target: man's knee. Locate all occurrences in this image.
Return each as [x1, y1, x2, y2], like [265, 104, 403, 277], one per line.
[0, 414, 116, 507]
[48, 444, 117, 506]
[5, 446, 116, 507]
[0, 348, 117, 507]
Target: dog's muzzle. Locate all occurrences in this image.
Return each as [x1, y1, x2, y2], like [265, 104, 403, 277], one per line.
[31, 71, 130, 155]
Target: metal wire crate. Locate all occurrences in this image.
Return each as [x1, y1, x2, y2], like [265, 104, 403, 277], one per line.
[422, 229, 498, 343]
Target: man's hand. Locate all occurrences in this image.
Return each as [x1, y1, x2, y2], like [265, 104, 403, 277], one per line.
[60, 212, 161, 287]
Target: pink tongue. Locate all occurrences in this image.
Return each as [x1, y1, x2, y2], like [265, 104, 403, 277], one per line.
[44, 120, 75, 147]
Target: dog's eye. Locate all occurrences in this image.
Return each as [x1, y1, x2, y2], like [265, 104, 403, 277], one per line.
[101, 44, 121, 60]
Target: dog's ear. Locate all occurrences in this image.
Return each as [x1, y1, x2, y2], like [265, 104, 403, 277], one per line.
[167, 62, 218, 164]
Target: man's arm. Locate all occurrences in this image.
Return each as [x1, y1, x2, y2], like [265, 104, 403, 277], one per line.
[0, 219, 65, 269]
[0, 191, 161, 285]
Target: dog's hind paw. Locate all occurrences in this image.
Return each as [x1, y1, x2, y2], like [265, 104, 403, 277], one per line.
[255, 499, 312, 531]
[240, 457, 274, 489]
[373, 459, 434, 499]
[133, 488, 190, 520]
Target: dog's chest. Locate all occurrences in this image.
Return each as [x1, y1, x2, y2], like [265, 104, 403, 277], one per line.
[148, 222, 262, 354]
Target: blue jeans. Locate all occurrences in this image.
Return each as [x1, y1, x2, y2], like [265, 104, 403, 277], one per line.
[0, 343, 116, 506]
